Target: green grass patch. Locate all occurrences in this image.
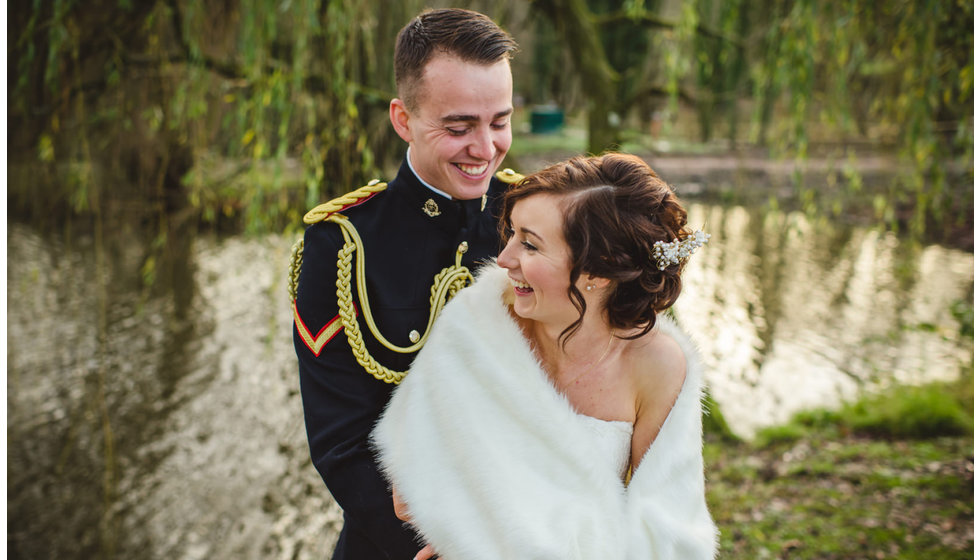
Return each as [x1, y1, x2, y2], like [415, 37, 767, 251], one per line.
[706, 375, 974, 559]
[706, 434, 974, 559]
[754, 422, 809, 447]
[840, 382, 973, 440]
[753, 377, 973, 448]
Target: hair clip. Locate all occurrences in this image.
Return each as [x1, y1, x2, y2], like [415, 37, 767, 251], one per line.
[650, 230, 710, 271]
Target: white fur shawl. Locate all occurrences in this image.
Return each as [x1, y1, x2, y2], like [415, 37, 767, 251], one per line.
[372, 264, 718, 559]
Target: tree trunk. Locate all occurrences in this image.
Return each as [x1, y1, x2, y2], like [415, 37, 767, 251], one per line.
[586, 103, 621, 154]
[532, 0, 621, 152]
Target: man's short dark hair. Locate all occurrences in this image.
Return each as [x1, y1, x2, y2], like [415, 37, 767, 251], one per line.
[394, 8, 518, 112]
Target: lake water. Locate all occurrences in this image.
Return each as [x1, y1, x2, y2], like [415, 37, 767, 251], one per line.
[7, 202, 973, 558]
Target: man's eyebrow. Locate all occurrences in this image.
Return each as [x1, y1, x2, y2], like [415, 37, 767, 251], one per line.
[440, 108, 513, 123]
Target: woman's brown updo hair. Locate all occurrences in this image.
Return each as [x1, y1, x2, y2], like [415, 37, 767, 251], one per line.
[500, 153, 693, 343]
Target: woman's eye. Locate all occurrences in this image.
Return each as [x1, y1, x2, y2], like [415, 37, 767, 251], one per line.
[521, 241, 538, 252]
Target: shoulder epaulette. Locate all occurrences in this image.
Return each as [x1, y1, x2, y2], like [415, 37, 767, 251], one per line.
[303, 179, 389, 224]
[495, 168, 524, 185]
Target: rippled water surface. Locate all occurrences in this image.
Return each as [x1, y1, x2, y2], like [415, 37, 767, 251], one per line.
[677, 204, 973, 436]
[7, 203, 973, 558]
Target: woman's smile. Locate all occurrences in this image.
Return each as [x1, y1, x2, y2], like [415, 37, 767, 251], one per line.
[509, 277, 533, 295]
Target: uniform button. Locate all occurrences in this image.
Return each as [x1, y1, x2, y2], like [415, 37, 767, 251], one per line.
[408, 330, 421, 343]
[458, 241, 469, 254]
[368, 179, 380, 186]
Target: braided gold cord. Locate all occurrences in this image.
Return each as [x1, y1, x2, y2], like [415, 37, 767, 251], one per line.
[303, 182, 388, 224]
[288, 239, 304, 302]
[429, 253, 474, 310]
[328, 214, 474, 384]
[333, 231, 405, 383]
[292, 181, 388, 300]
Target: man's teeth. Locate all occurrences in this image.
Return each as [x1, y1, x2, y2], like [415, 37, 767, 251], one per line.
[510, 279, 531, 290]
[455, 162, 488, 175]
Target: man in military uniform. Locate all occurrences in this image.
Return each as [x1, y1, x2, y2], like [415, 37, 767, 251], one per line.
[292, 9, 520, 559]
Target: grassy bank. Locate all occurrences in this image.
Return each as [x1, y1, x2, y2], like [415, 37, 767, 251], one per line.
[704, 377, 974, 559]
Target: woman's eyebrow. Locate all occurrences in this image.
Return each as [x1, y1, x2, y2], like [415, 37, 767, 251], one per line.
[520, 226, 544, 243]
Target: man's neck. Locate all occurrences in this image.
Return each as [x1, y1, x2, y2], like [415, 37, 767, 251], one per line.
[406, 147, 452, 200]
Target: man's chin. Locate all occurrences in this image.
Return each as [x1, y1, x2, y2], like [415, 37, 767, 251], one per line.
[445, 175, 492, 200]
[450, 183, 490, 200]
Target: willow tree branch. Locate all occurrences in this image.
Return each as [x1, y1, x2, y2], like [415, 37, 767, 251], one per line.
[162, 0, 246, 80]
[596, 10, 744, 48]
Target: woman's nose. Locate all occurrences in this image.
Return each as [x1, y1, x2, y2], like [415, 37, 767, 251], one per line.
[497, 237, 517, 268]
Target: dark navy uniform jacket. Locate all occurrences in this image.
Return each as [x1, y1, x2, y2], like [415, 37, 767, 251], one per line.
[293, 159, 512, 559]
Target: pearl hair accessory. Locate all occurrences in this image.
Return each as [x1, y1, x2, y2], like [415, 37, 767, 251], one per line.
[650, 230, 711, 271]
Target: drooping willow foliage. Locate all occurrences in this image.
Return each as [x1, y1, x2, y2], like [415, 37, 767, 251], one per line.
[733, 0, 974, 235]
[8, 0, 974, 239]
[531, 0, 972, 238]
[9, 0, 423, 231]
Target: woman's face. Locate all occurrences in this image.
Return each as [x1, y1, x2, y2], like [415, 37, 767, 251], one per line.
[497, 194, 582, 326]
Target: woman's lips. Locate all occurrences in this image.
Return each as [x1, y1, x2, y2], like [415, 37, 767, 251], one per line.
[509, 277, 533, 295]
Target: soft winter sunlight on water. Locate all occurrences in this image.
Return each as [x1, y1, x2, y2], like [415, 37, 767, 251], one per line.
[674, 204, 973, 437]
[7, 202, 973, 557]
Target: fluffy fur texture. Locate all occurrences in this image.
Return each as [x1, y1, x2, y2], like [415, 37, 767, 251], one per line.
[372, 264, 718, 559]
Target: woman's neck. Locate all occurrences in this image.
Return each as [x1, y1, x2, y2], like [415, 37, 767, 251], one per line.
[526, 316, 616, 373]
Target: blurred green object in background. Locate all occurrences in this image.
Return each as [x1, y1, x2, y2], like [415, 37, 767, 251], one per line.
[530, 105, 565, 134]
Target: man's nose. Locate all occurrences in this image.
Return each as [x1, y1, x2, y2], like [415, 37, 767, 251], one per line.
[468, 127, 495, 160]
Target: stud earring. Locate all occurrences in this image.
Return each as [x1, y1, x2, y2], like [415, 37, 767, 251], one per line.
[586, 284, 595, 292]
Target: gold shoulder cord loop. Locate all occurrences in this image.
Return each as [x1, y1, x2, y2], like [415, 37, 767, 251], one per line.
[288, 180, 388, 304]
[329, 214, 474, 384]
[289, 179, 474, 384]
[302, 180, 388, 224]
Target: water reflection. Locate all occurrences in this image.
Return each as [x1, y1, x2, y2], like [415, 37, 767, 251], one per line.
[6, 202, 973, 557]
[7, 221, 199, 557]
[7, 223, 340, 559]
[675, 204, 974, 437]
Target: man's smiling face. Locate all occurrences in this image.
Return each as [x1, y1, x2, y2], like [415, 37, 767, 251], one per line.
[390, 53, 513, 200]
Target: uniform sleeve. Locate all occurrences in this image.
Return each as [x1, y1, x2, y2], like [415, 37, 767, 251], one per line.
[293, 222, 422, 558]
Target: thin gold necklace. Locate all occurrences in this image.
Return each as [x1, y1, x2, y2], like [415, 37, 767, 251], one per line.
[554, 333, 615, 389]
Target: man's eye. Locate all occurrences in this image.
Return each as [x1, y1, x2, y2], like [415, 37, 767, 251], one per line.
[491, 120, 509, 130]
[447, 127, 467, 136]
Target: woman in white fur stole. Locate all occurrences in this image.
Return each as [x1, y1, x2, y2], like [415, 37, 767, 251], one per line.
[372, 153, 718, 560]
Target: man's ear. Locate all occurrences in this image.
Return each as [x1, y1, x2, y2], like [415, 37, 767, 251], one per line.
[390, 99, 413, 143]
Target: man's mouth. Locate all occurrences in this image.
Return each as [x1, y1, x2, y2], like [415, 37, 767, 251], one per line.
[454, 162, 489, 176]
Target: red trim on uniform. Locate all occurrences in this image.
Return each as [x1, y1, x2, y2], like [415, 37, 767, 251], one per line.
[295, 303, 351, 357]
[336, 190, 382, 213]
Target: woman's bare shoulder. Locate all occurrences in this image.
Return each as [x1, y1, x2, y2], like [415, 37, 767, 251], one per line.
[626, 326, 688, 467]
[628, 326, 687, 393]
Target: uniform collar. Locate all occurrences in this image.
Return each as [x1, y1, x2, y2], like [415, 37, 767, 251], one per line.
[394, 158, 489, 233]
[406, 148, 452, 200]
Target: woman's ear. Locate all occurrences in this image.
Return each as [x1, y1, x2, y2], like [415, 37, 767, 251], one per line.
[587, 275, 612, 290]
[390, 99, 413, 143]
[579, 275, 612, 295]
